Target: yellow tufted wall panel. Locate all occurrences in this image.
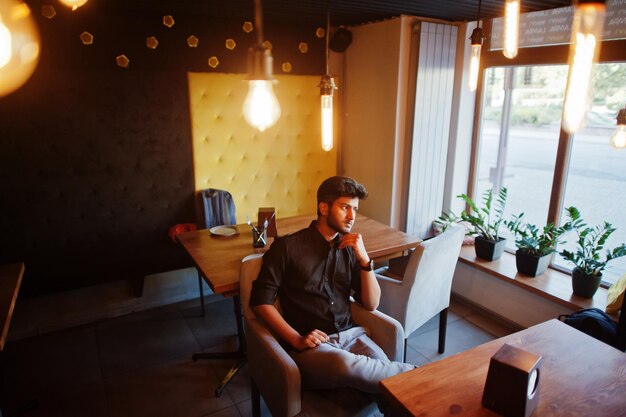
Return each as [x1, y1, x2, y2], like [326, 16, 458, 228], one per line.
[188, 73, 337, 221]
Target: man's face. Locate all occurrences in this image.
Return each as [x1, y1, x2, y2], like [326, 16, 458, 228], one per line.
[324, 196, 359, 234]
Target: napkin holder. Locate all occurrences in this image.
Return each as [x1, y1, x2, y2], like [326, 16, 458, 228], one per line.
[482, 343, 542, 417]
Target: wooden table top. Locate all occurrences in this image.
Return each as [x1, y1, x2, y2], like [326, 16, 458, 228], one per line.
[380, 319, 626, 417]
[176, 214, 421, 296]
[0, 262, 25, 352]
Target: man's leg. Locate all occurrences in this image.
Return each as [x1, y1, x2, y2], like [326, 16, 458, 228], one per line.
[288, 326, 414, 393]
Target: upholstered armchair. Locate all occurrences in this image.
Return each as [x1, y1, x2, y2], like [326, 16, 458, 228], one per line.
[239, 253, 404, 417]
[375, 226, 465, 359]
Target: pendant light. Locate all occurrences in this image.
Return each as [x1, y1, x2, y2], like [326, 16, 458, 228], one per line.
[318, 11, 336, 152]
[609, 106, 626, 149]
[0, 0, 40, 97]
[58, 0, 88, 11]
[468, 0, 484, 92]
[242, 0, 281, 132]
[503, 0, 520, 59]
[561, 0, 606, 134]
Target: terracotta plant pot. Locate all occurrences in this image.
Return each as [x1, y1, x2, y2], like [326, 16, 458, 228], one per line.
[515, 251, 551, 277]
[571, 267, 602, 298]
[474, 236, 506, 261]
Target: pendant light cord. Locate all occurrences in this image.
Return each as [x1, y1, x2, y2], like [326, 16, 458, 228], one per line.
[476, 0, 482, 28]
[325, 10, 330, 75]
[254, 0, 264, 47]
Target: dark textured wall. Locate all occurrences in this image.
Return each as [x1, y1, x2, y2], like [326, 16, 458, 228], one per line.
[0, 1, 325, 297]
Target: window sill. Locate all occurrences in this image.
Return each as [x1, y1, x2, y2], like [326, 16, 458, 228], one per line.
[458, 246, 611, 315]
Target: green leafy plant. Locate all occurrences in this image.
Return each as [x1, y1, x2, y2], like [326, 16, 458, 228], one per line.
[559, 206, 626, 277]
[435, 188, 508, 241]
[505, 213, 571, 257]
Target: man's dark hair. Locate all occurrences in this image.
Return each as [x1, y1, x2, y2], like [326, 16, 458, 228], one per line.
[316, 176, 368, 216]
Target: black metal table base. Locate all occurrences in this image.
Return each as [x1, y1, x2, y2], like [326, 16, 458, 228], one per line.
[1, 399, 39, 417]
[192, 293, 247, 397]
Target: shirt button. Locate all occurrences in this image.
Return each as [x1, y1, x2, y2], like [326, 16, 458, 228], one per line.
[330, 301, 335, 305]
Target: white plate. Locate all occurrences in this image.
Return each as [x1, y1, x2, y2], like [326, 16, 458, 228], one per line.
[210, 225, 239, 237]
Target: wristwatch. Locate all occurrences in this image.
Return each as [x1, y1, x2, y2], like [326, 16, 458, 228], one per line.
[360, 259, 374, 271]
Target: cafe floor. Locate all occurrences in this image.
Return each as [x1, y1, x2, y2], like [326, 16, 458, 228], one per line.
[0, 295, 518, 417]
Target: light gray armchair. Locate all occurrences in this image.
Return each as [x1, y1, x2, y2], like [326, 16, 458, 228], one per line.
[375, 226, 465, 360]
[239, 253, 405, 417]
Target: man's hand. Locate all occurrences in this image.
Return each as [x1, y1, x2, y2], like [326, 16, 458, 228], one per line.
[339, 233, 380, 310]
[292, 329, 329, 352]
[338, 233, 369, 266]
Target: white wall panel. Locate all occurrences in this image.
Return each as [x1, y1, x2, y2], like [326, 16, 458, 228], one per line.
[342, 17, 413, 226]
[406, 22, 458, 239]
[452, 263, 574, 328]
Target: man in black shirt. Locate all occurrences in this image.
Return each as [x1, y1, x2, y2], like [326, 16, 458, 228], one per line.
[250, 176, 413, 396]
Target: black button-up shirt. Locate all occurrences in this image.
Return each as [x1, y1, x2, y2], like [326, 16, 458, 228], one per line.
[250, 221, 363, 336]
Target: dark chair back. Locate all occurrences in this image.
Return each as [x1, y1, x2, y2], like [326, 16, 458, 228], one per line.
[199, 189, 237, 229]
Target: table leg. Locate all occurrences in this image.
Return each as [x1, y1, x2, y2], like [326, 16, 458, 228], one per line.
[192, 295, 247, 397]
[1, 399, 39, 417]
[197, 270, 205, 317]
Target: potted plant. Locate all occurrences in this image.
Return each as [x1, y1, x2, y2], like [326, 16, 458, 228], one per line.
[436, 187, 508, 261]
[505, 213, 571, 277]
[559, 206, 626, 298]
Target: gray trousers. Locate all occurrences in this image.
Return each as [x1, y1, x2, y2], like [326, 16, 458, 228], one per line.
[288, 326, 414, 394]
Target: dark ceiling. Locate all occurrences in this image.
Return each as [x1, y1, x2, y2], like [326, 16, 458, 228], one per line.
[105, 0, 572, 27]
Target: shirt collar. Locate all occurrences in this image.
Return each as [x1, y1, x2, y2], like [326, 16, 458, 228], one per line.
[308, 220, 344, 249]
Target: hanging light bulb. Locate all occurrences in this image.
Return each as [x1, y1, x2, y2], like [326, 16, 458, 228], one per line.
[243, 77, 280, 132]
[609, 106, 626, 149]
[0, 0, 40, 98]
[0, 15, 11, 68]
[243, 0, 281, 132]
[561, 0, 606, 134]
[468, 0, 484, 92]
[469, 27, 484, 92]
[319, 75, 336, 151]
[503, 0, 520, 59]
[58, 0, 88, 11]
[318, 11, 336, 152]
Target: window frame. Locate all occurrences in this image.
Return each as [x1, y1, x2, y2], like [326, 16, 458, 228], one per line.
[467, 19, 626, 277]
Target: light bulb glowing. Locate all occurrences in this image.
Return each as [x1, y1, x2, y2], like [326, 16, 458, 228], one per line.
[59, 0, 88, 11]
[469, 44, 481, 92]
[468, 27, 484, 92]
[319, 73, 336, 151]
[610, 125, 626, 149]
[562, 3, 605, 134]
[0, 0, 40, 97]
[563, 32, 596, 132]
[503, 0, 519, 59]
[243, 80, 281, 132]
[321, 94, 333, 151]
[0, 16, 11, 68]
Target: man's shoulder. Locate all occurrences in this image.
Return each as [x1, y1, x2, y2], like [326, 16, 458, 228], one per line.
[275, 226, 312, 245]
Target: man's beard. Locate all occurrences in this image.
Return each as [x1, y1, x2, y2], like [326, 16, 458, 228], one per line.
[328, 214, 352, 234]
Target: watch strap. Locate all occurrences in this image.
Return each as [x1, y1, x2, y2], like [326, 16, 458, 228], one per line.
[360, 259, 374, 271]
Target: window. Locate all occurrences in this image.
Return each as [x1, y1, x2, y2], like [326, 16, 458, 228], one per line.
[470, 3, 626, 285]
[474, 62, 626, 285]
[555, 63, 626, 284]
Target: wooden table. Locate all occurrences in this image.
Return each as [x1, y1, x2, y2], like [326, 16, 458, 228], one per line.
[0, 262, 25, 352]
[0, 262, 39, 415]
[380, 319, 626, 417]
[177, 213, 421, 397]
[176, 214, 421, 296]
